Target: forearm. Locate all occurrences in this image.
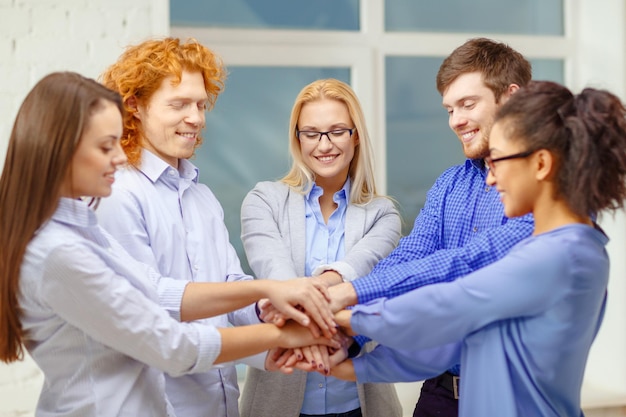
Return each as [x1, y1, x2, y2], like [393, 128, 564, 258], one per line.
[181, 280, 276, 322]
[215, 323, 280, 363]
[216, 321, 337, 364]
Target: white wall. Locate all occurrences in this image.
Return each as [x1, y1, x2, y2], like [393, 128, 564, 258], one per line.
[0, 1, 168, 415]
[0, 0, 169, 172]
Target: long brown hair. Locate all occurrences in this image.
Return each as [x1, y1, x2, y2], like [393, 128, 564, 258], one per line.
[0, 72, 123, 363]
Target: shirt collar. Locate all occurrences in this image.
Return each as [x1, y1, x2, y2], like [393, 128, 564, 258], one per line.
[53, 197, 98, 228]
[305, 177, 351, 204]
[138, 149, 199, 183]
[468, 158, 488, 175]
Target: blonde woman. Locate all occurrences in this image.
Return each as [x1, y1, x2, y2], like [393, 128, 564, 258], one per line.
[239, 79, 402, 417]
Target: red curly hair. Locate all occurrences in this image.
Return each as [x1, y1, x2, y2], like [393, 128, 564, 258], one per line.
[100, 37, 226, 166]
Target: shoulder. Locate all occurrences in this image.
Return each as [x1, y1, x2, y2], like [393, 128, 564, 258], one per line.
[437, 161, 477, 183]
[244, 181, 292, 205]
[251, 181, 289, 195]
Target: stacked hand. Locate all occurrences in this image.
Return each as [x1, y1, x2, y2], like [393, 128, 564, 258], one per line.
[264, 309, 356, 378]
[263, 277, 336, 338]
[260, 277, 357, 379]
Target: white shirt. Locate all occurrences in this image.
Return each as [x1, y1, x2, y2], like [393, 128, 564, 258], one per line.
[19, 197, 221, 417]
[96, 150, 261, 417]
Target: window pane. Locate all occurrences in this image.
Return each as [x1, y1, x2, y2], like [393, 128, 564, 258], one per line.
[171, 0, 359, 31]
[385, 0, 563, 35]
[385, 56, 564, 235]
[195, 67, 350, 274]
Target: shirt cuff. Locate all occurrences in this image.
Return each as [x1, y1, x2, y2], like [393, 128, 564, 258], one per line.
[188, 323, 222, 374]
[312, 262, 358, 281]
[156, 278, 189, 322]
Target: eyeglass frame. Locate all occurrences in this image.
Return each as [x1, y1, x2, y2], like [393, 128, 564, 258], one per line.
[484, 149, 537, 173]
[295, 127, 356, 143]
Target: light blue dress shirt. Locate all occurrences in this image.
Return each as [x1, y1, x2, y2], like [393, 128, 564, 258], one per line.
[19, 198, 222, 417]
[351, 224, 608, 417]
[96, 150, 261, 417]
[300, 181, 360, 415]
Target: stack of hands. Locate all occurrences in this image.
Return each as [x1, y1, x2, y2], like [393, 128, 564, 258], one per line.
[260, 277, 357, 380]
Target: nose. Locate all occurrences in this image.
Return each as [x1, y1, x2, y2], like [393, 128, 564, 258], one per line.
[185, 106, 205, 126]
[113, 141, 128, 166]
[317, 133, 334, 151]
[450, 110, 467, 130]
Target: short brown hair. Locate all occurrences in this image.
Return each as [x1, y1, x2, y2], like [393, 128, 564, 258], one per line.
[436, 38, 531, 102]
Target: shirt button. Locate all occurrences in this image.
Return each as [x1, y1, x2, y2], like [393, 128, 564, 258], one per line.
[485, 186, 490, 192]
[318, 383, 324, 388]
[473, 226, 478, 232]
[168, 169, 176, 176]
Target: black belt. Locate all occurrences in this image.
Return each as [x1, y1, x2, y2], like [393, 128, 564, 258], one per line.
[435, 371, 460, 399]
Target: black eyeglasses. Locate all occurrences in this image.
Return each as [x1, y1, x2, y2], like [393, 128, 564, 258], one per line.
[296, 128, 356, 143]
[485, 149, 537, 174]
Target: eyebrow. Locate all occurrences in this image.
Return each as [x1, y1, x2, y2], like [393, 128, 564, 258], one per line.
[298, 122, 351, 130]
[442, 95, 481, 108]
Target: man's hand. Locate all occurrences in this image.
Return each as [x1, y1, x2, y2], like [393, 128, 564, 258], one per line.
[334, 309, 355, 336]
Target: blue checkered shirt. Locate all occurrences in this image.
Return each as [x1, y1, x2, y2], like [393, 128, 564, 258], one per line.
[353, 158, 534, 374]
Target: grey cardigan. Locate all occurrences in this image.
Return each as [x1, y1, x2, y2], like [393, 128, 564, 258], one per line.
[239, 181, 403, 417]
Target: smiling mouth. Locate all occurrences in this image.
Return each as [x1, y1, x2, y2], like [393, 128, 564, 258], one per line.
[316, 155, 337, 163]
[178, 132, 197, 140]
[460, 129, 478, 142]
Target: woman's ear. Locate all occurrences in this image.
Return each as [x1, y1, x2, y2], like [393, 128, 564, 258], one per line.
[534, 149, 555, 181]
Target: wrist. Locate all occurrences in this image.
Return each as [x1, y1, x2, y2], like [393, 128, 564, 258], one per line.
[337, 282, 358, 308]
[319, 270, 343, 286]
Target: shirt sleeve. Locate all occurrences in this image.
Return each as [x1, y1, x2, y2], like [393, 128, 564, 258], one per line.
[41, 242, 221, 377]
[350, 237, 568, 350]
[352, 213, 534, 303]
[366, 171, 447, 273]
[353, 342, 461, 383]
[98, 193, 186, 321]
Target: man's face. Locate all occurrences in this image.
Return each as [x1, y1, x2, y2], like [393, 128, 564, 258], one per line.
[134, 70, 208, 168]
[442, 72, 501, 160]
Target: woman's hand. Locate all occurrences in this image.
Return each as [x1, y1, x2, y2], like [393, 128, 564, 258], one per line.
[263, 278, 336, 338]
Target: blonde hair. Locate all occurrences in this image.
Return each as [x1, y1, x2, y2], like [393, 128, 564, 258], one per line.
[282, 79, 378, 205]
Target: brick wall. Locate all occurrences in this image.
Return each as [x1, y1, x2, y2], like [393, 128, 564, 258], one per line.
[0, 0, 168, 172]
[0, 1, 167, 415]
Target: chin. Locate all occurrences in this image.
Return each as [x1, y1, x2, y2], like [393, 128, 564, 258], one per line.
[463, 141, 488, 160]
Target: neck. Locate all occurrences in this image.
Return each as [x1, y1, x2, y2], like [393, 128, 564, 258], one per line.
[315, 175, 347, 197]
[315, 176, 347, 224]
[532, 197, 592, 235]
